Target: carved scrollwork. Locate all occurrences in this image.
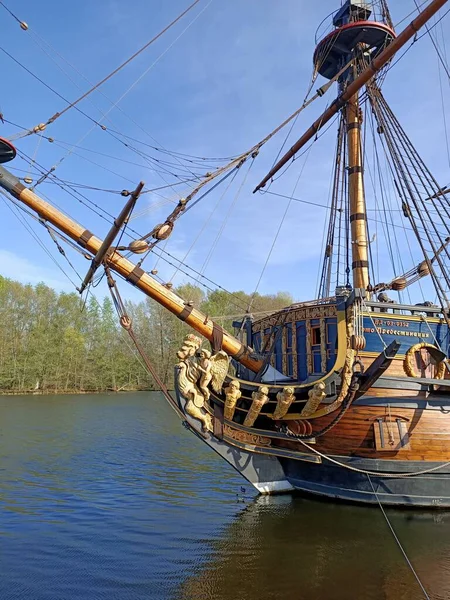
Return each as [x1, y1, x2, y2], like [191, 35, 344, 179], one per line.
[176, 335, 232, 432]
[224, 424, 271, 447]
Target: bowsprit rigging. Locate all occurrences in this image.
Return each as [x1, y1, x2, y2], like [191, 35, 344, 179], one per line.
[2, 0, 450, 520]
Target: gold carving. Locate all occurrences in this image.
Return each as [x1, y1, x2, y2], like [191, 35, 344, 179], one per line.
[404, 343, 445, 379]
[224, 380, 242, 421]
[224, 424, 271, 447]
[244, 386, 269, 427]
[306, 320, 313, 374]
[292, 323, 298, 379]
[210, 350, 230, 393]
[273, 386, 295, 420]
[320, 318, 327, 374]
[176, 336, 231, 432]
[299, 308, 356, 419]
[176, 334, 212, 432]
[198, 349, 212, 401]
[252, 303, 337, 332]
[301, 382, 326, 417]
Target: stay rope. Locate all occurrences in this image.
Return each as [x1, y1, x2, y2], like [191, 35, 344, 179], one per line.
[104, 268, 181, 413]
[295, 438, 450, 478]
[367, 475, 431, 600]
[13, 0, 204, 133]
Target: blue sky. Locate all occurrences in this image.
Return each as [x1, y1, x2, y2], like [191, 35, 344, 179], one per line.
[0, 0, 449, 306]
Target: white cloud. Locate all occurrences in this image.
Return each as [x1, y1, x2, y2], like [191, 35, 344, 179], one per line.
[0, 249, 71, 291]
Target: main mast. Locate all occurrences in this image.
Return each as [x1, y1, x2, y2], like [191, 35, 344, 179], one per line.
[341, 5, 372, 291]
[316, 1, 391, 292]
[253, 1, 449, 296]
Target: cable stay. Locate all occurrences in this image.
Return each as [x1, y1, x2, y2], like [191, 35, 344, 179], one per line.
[5, 0, 204, 135]
[129, 56, 357, 257]
[254, 0, 449, 193]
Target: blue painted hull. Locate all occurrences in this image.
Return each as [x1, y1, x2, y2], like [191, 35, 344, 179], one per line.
[281, 456, 450, 507]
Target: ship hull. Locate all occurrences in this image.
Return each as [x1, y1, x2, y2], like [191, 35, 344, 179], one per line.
[184, 420, 450, 506]
[175, 383, 450, 506]
[281, 456, 450, 507]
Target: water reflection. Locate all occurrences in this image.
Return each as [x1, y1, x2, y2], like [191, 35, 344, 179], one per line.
[179, 492, 450, 600]
[0, 393, 449, 600]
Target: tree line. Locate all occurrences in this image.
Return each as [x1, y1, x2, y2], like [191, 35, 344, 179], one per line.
[0, 276, 291, 394]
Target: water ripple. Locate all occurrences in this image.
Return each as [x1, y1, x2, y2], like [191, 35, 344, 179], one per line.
[1, 392, 450, 600]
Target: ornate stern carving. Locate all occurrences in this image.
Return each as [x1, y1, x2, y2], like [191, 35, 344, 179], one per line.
[224, 380, 242, 421]
[273, 386, 295, 420]
[176, 335, 231, 432]
[244, 386, 269, 428]
[301, 382, 326, 417]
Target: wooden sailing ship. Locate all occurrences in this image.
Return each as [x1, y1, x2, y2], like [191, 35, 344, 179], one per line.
[1, 0, 450, 506]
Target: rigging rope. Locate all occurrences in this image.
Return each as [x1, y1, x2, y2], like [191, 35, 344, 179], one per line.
[0, 0, 236, 171]
[414, 0, 450, 79]
[367, 475, 431, 600]
[28, 0, 204, 130]
[248, 145, 313, 314]
[200, 158, 255, 277]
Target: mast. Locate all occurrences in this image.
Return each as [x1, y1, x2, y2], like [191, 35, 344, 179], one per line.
[347, 86, 369, 292]
[346, 90, 369, 290]
[0, 166, 263, 373]
[253, 0, 449, 193]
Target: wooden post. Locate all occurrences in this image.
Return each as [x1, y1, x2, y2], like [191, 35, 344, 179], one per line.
[0, 166, 263, 373]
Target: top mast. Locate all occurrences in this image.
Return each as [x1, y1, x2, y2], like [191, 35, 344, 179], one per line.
[254, 0, 448, 195]
[347, 86, 369, 291]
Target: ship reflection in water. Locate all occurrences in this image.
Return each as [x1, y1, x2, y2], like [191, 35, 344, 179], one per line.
[180, 495, 450, 600]
[0, 392, 449, 600]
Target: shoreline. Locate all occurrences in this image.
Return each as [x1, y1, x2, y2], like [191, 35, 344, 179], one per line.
[0, 388, 159, 396]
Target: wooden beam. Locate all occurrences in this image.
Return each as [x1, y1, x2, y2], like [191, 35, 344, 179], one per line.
[357, 339, 401, 395]
[0, 166, 263, 373]
[78, 182, 144, 294]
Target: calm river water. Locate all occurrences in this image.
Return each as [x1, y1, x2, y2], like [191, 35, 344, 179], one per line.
[0, 392, 449, 600]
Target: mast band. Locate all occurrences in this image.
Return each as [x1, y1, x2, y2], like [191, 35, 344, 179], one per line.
[179, 304, 193, 322]
[78, 230, 94, 248]
[211, 322, 224, 353]
[127, 265, 145, 285]
[352, 260, 369, 269]
[350, 213, 366, 222]
[14, 182, 26, 195]
[348, 166, 363, 175]
[233, 346, 247, 360]
[347, 122, 361, 131]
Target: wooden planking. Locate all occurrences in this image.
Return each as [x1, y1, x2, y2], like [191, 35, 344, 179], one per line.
[274, 404, 450, 461]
